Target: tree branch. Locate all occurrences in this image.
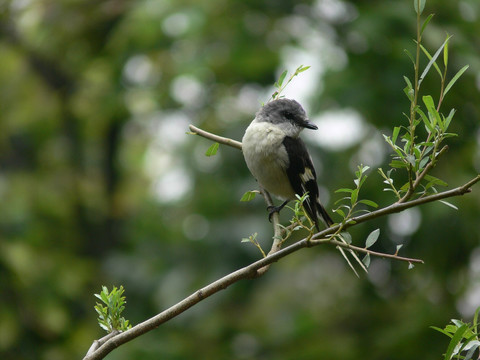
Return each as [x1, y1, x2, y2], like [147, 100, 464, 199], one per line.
[189, 124, 242, 150]
[84, 126, 479, 360]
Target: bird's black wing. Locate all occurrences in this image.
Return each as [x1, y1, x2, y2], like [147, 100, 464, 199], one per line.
[282, 136, 333, 230]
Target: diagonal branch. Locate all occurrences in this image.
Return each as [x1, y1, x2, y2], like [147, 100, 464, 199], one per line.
[84, 126, 480, 360]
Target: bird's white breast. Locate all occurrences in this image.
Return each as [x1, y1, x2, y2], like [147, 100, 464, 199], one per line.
[242, 121, 296, 200]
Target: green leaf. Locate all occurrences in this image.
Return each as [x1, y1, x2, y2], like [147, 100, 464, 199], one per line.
[424, 174, 448, 187]
[439, 200, 458, 210]
[404, 49, 415, 66]
[444, 65, 469, 96]
[444, 108, 456, 129]
[392, 126, 401, 144]
[333, 208, 345, 218]
[445, 324, 469, 360]
[205, 142, 219, 156]
[390, 160, 407, 169]
[406, 154, 416, 167]
[359, 199, 378, 208]
[335, 188, 353, 193]
[418, 156, 429, 170]
[360, 165, 370, 174]
[419, 37, 452, 84]
[423, 95, 442, 129]
[420, 13, 434, 36]
[465, 342, 480, 360]
[431, 326, 455, 338]
[295, 65, 311, 74]
[416, 107, 433, 132]
[340, 232, 352, 244]
[414, 0, 425, 14]
[403, 75, 413, 90]
[443, 34, 449, 67]
[422, 94, 435, 109]
[275, 70, 288, 88]
[350, 188, 358, 205]
[362, 253, 371, 268]
[365, 229, 380, 248]
[240, 190, 258, 202]
[474, 306, 480, 335]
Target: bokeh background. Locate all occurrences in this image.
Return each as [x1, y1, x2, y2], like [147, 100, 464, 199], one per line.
[1, 0, 479, 359]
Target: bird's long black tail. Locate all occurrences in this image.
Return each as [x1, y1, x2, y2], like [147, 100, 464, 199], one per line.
[304, 197, 333, 231]
[316, 201, 334, 228]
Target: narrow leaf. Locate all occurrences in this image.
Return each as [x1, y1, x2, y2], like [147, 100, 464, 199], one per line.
[392, 127, 401, 144]
[424, 174, 448, 187]
[474, 306, 480, 335]
[404, 49, 415, 66]
[431, 326, 455, 338]
[333, 208, 345, 218]
[406, 154, 416, 167]
[359, 199, 379, 208]
[423, 95, 442, 129]
[365, 229, 380, 248]
[390, 160, 407, 169]
[444, 65, 469, 96]
[419, 38, 452, 84]
[465, 342, 480, 360]
[351, 188, 358, 205]
[414, 0, 425, 14]
[445, 324, 469, 360]
[205, 142, 219, 157]
[420, 13, 435, 36]
[276, 70, 288, 88]
[444, 108, 456, 129]
[403, 75, 413, 90]
[340, 232, 352, 244]
[338, 247, 360, 278]
[439, 200, 458, 210]
[416, 107, 433, 132]
[296, 65, 311, 74]
[362, 253, 371, 268]
[418, 156, 429, 170]
[443, 35, 449, 67]
[335, 188, 353, 193]
[240, 191, 258, 202]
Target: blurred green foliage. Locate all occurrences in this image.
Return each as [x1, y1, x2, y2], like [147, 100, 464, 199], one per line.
[0, 0, 479, 359]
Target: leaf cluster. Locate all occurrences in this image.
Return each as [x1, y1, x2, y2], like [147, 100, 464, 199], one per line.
[94, 286, 132, 333]
[380, 1, 468, 204]
[432, 307, 480, 360]
[334, 164, 378, 221]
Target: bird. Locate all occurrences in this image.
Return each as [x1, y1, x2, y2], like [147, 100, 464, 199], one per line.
[242, 98, 333, 231]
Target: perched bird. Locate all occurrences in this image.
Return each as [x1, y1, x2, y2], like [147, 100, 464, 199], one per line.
[242, 98, 333, 231]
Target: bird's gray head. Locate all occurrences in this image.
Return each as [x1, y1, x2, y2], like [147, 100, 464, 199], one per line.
[255, 99, 317, 137]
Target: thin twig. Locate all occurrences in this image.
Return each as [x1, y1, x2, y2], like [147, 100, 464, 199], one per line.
[325, 239, 424, 264]
[189, 124, 242, 150]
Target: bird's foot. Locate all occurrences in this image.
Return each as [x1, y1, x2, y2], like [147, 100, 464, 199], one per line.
[267, 200, 289, 222]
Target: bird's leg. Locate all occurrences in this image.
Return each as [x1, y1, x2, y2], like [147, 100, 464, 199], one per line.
[267, 200, 289, 222]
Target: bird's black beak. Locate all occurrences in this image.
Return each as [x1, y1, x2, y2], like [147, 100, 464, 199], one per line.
[303, 119, 318, 130]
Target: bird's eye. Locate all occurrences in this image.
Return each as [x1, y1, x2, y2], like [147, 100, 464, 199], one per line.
[283, 111, 294, 120]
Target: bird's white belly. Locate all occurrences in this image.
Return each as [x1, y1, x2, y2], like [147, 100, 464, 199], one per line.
[242, 122, 296, 200]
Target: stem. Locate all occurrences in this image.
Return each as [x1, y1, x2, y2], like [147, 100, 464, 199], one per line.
[189, 124, 242, 150]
